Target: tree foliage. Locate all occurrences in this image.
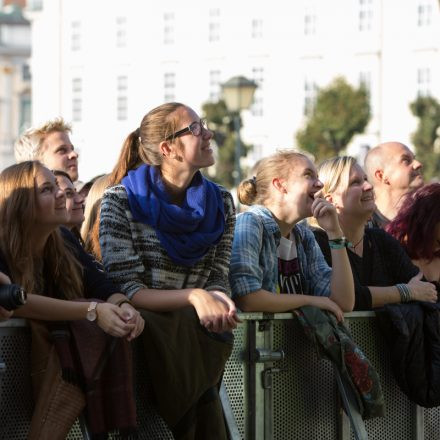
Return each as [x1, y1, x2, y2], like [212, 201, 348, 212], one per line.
[410, 95, 440, 181]
[202, 100, 252, 189]
[296, 77, 370, 161]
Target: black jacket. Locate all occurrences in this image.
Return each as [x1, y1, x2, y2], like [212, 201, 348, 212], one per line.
[376, 302, 440, 407]
[312, 227, 419, 310]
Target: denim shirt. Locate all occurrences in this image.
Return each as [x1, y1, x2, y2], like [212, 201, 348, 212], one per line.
[229, 205, 332, 299]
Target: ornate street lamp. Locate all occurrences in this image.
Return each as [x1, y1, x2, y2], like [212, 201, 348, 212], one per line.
[221, 76, 258, 190]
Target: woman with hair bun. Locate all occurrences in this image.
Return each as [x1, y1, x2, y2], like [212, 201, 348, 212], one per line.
[229, 150, 354, 316]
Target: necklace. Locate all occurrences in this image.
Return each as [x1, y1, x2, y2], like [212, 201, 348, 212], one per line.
[349, 235, 364, 249]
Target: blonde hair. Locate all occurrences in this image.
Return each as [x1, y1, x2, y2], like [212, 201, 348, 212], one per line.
[80, 174, 111, 260]
[318, 156, 357, 196]
[14, 117, 72, 163]
[308, 156, 357, 227]
[108, 102, 186, 185]
[0, 161, 83, 298]
[237, 150, 308, 206]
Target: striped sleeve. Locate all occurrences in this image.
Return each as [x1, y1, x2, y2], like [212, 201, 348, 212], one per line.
[204, 188, 236, 295]
[99, 185, 148, 299]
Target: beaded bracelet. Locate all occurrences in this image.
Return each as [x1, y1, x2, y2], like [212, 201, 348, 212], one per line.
[328, 237, 352, 249]
[396, 283, 412, 303]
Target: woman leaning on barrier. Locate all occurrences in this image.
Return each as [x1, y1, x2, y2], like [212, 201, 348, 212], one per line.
[99, 102, 240, 440]
[229, 149, 354, 316]
[0, 161, 144, 439]
[311, 156, 437, 310]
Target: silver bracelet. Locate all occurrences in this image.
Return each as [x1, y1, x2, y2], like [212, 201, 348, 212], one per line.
[396, 283, 412, 303]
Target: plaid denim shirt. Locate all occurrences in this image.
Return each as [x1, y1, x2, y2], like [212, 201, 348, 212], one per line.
[229, 205, 332, 299]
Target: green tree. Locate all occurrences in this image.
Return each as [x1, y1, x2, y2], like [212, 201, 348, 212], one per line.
[409, 95, 440, 181]
[296, 77, 370, 161]
[202, 100, 252, 189]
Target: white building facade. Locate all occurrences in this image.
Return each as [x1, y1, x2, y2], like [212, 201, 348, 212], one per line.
[27, 0, 440, 181]
[0, 4, 31, 170]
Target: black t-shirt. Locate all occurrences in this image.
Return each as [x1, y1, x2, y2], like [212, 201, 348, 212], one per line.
[312, 227, 419, 310]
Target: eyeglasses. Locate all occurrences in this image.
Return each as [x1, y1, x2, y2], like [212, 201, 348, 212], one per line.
[165, 119, 208, 141]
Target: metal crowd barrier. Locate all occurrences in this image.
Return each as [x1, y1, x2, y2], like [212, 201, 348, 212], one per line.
[1, 313, 440, 439]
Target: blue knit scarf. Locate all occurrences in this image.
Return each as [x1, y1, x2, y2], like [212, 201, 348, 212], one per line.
[122, 164, 225, 267]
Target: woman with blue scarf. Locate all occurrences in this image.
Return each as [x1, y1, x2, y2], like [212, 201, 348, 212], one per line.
[99, 102, 239, 439]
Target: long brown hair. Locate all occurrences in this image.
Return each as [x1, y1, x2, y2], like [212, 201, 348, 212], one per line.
[108, 102, 186, 185]
[80, 174, 111, 260]
[0, 161, 83, 298]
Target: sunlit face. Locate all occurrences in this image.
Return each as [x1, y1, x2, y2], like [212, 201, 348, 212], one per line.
[331, 164, 376, 219]
[56, 174, 85, 228]
[382, 143, 423, 191]
[282, 157, 324, 221]
[39, 131, 79, 182]
[34, 167, 68, 232]
[169, 107, 215, 171]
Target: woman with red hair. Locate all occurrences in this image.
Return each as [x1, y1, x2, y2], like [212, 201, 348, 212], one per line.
[387, 183, 440, 284]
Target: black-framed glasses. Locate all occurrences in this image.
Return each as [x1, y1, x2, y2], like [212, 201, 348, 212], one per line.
[165, 119, 208, 141]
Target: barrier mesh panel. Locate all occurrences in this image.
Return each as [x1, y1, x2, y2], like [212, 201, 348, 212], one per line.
[348, 317, 413, 440]
[272, 318, 338, 440]
[423, 406, 440, 440]
[223, 322, 246, 439]
[0, 327, 33, 439]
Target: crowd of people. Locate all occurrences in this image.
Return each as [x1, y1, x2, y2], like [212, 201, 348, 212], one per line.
[0, 102, 438, 439]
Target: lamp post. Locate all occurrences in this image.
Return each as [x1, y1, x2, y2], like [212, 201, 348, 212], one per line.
[221, 76, 257, 190]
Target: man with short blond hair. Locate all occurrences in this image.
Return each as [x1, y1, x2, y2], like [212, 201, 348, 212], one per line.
[364, 141, 423, 228]
[14, 117, 79, 182]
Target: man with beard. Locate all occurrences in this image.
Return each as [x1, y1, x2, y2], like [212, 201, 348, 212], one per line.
[364, 141, 424, 228]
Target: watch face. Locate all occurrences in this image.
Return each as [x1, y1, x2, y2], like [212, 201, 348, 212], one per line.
[86, 302, 98, 321]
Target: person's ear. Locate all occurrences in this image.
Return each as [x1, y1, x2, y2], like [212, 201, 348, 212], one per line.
[272, 178, 287, 194]
[159, 140, 172, 158]
[374, 169, 388, 184]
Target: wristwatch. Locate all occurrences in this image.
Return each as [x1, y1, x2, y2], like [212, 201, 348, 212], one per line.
[86, 301, 98, 322]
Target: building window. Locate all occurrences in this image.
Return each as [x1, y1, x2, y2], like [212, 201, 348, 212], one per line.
[71, 21, 81, 51]
[304, 12, 316, 36]
[251, 67, 264, 117]
[163, 12, 174, 45]
[304, 79, 318, 116]
[251, 19, 263, 39]
[209, 8, 220, 42]
[417, 1, 433, 27]
[116, 16, 127, 48]
[22, 64, 31, 81]
[209, 70, 221, 102]
[117, 75, 128, 121]
[358, 0, 373, 32]
[417, 67, 431, 97]
[19, 94, 31, 134]
[164, 72, 176, 102]
[72, 78, 82, 122]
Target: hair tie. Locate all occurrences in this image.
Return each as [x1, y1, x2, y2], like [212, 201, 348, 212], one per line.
[252, 176, 257, 185]
[133, 128, 142, 144]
